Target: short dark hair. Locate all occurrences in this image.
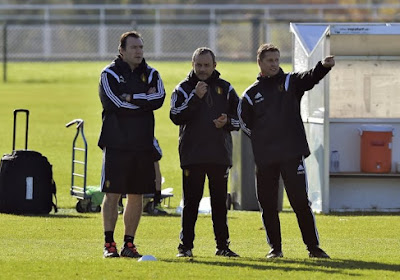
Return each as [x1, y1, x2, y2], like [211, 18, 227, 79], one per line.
[192, 47, 216, 64]
[119, 31, 143, 52]
[257, 43, 280, 61]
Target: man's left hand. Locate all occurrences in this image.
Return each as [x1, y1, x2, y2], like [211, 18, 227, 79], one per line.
[120, 93, 131, 102]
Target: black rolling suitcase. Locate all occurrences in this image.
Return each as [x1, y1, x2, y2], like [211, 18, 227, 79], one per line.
[0, 109, 57, 214]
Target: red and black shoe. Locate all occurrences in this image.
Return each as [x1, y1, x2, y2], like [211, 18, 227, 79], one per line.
[120, 242, 142, 258]
[103, 242, 119, 258]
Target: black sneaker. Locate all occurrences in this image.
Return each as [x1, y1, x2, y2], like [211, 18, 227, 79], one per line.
[308, 247, 330, 259]
[177, 244, 193, 258]
[215, 248, 240, 257]
[103, 242, 119, 258]
[266, 248, 283, 259]
[120, 242, 142, 258]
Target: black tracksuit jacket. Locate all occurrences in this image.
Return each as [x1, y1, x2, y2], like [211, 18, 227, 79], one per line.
[238, 61, 331, 166]
[98, 57, 165, 152]
[170, 70, 240, 167]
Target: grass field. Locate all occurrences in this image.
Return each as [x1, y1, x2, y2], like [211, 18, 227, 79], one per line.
[0, 61, 400, 280]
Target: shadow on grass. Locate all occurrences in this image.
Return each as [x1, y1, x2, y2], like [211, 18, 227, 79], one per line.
[281, 209, 400, 217]
[162, 257, 400, 276]
[143, 214, 239, 221]
[3, 213, 92, 219]
[274, 258, 400, 274]
[327, 211, 400, 217]
[1, 208, 94, 218]
[143, 212, 181, 218]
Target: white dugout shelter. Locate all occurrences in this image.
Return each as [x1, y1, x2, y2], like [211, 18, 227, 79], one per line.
[291, 23, 400, 213]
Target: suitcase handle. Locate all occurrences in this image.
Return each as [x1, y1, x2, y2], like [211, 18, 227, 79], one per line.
[13, 109, 29, 151]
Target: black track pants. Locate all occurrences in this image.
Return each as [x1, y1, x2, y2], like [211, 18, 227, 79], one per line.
[256, 156, 319, 250]
[180, 164, 230, 250]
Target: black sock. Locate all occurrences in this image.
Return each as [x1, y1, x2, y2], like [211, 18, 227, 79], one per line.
[104, 231, 114, 244]
[154, 191, 161, 204]
[124, 235, 134, 245]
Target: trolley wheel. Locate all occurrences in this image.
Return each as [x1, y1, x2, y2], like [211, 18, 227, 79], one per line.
[226, 193, 232, 210]
[92, 205, 101, 213]
[76, 200, 87, 213]
[86, 201, 93, 212]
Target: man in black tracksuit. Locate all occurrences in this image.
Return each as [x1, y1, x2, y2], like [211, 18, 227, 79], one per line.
[170, 47, 240, 258]
[98, 31, 165, 258]
[238, 43, 335, 259]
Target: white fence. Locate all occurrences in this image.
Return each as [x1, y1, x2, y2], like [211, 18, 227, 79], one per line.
[1, 22, 291, 61]
[1, 3, 399, 23]
[1, 3, 399, 62]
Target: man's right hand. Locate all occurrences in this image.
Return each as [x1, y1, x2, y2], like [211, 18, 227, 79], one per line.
[195, 81, 208, 99]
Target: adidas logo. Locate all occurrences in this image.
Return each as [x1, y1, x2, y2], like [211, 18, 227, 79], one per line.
[254, 92, 264, 103]
[255, 92, 263, 99]
[297, 164, 305, 175]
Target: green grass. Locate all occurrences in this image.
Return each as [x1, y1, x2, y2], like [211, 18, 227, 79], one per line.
[1, 211, 399, 279]
[1, 62, 400, 279]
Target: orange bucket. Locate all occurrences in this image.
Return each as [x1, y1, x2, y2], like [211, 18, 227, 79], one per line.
[359, 125, 394, 173]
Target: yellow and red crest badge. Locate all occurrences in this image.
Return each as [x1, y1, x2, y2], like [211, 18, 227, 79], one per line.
[216, 86, 223, 95]
[278, 84, 284, 92]
[140, 73, 147, 83]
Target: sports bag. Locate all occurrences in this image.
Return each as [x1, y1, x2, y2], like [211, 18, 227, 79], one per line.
[0, 109, 57, 214]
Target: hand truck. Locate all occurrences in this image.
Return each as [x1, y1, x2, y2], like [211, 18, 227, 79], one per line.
[66, 119, 100, 212]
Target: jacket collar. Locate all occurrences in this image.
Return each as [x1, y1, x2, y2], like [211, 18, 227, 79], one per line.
[115, 55, 147, 74]
[187, 69, 221, 86]
[257, 68, 284, 81]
